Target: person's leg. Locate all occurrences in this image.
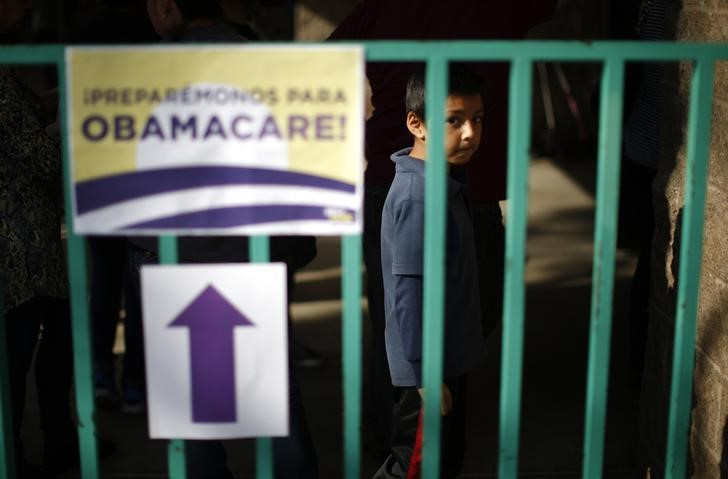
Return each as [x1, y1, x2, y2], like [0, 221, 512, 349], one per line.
[396, 378, 468, 479]
[89, 237, 126, 400]
[120, 244, 152, 413]
[185, 440, 233, 479]
[363, 184, 394, 456]
[272, 366, 319, 479]
[4, 300, 42, 472]
[373, 387, 420, 479]
[35, 297, 77, 472]
[441, 376, 468, 479]
[472, 201, 505, 340]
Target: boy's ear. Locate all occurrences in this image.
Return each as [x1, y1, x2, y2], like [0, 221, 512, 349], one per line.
[406, 112, 426, 141]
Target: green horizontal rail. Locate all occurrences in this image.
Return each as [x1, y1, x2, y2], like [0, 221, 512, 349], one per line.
[0, 45, 64, 64]
[3, 42, 728, 66]
[363, 40, 728, 62]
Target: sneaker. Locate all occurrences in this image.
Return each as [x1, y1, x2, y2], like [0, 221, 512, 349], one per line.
[121, 387, 146, 414]
[94, 371, 119, 408]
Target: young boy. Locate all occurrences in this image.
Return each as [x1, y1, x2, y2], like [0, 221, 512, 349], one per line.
[376, 65, 487, 479]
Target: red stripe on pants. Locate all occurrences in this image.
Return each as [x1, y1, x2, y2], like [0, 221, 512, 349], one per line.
[406, 408, 424, 479]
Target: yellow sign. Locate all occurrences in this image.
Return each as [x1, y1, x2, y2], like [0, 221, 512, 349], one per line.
[65, 46, 364, 235]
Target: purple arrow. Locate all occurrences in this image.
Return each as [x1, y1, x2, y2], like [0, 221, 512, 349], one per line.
[169, 285, 254, 423]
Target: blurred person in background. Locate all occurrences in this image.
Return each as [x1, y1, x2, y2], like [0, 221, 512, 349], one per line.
[1, 0, 77, 476]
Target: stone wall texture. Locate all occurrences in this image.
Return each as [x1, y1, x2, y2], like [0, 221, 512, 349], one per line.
[641, 1, 728, 478]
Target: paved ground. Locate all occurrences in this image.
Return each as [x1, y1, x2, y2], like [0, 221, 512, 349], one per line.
[19, 157, 643, 478]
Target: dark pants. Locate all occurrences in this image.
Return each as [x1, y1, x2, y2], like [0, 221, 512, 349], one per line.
[374, 376, 468, 479]
[109, 243, 147, 390]
[127, 245, 319, 479]
[4, 296, 75, 471]
[89, 237, 145, 389]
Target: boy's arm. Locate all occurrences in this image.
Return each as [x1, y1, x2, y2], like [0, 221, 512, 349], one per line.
[391, 199, 454, 415]
[391, 199, 425, 386]
[393, 274, 423, 385]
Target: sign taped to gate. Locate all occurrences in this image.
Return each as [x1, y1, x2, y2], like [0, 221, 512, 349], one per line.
[141, 263, 288, 439]
[65, 46, 364, 235]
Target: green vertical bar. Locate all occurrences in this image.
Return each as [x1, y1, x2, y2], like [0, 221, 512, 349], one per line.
[66, 235, 100, 479]
[0, 278, 16, 479]
[582, 58, 625, 479]
[167, 440, 186, 479]
[58, 52, 99, 479]
[159, 236, 186, 479]
[665, 58, 715, 479]
[250, 236, 274, 479]
[498, 57, 533, 479]
[421, 54, 447, 479]
[250, 236, 271, 263]
[342, 235, 363, 479]
[256, 439, 273, 479]
[159, 236, 179, 264]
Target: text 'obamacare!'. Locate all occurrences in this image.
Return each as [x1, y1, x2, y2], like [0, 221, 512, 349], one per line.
[80, 114, 348, 142]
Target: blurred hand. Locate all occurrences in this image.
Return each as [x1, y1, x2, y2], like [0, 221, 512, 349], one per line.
[417, 383, 453, 416]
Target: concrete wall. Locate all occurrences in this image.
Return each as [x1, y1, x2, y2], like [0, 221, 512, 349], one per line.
[641, 1, 728, 477]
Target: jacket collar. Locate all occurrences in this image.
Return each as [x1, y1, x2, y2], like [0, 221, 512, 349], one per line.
[391, 147, 465, 198]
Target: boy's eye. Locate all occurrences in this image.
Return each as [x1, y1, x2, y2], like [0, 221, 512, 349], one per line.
[473, 115, 484, 124]
[446, 116, 462, 126]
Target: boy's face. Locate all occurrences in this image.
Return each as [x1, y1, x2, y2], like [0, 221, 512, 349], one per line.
[407, 93, 484, 165]
[442, 93, 484, 165]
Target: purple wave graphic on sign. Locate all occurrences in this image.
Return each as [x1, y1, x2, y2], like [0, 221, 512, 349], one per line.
[120, 204, 355, 230]
[169, 285, 254, 423]
[75, 165, 356, 215]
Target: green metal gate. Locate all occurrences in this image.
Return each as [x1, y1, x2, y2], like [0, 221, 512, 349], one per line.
[1, 41, 727, 479]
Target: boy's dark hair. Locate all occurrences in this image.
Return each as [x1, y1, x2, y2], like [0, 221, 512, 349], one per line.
[174, 0, 224, 22]
[405, 63, 485, 120]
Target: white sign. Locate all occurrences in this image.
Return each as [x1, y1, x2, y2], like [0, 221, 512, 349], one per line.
[141, 264, 288, 439]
